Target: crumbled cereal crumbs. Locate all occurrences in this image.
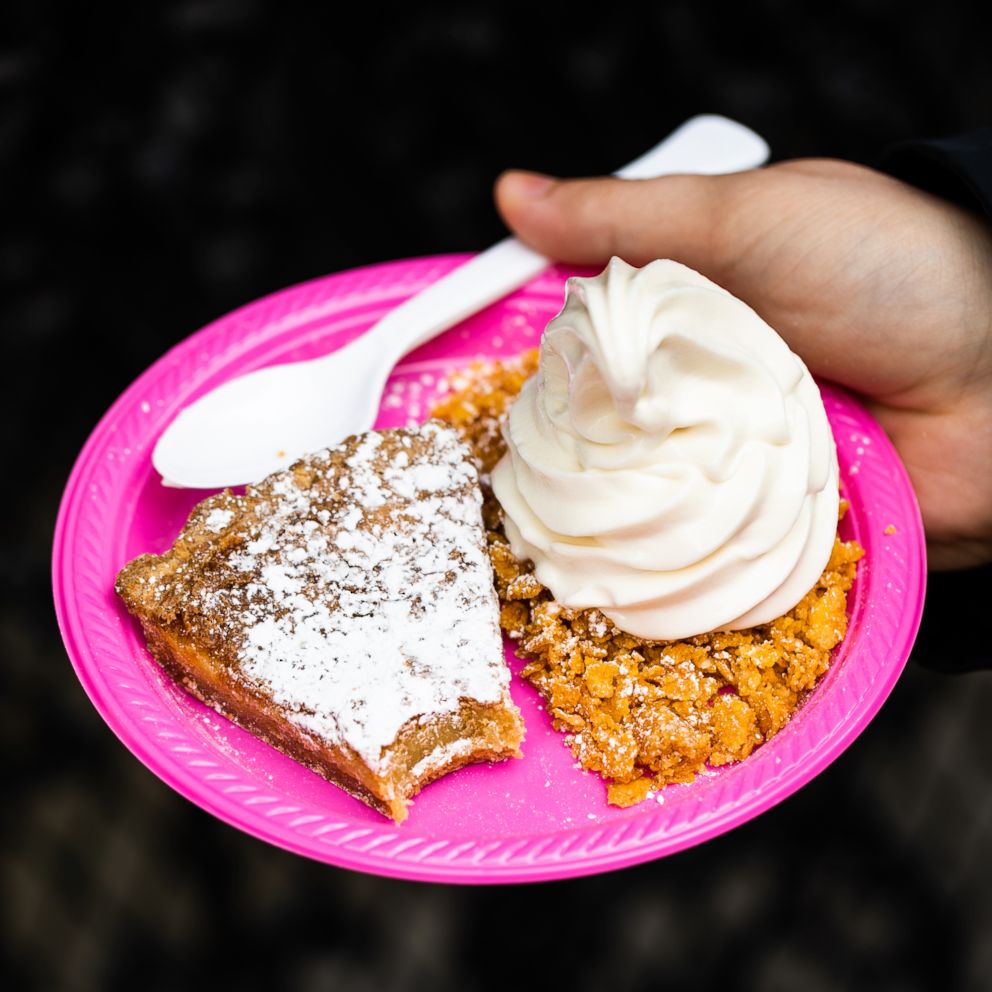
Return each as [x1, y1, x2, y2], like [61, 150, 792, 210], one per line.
[433, 350, 864, 808]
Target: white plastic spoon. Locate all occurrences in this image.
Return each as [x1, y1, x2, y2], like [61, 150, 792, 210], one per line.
[153, 114, 768, 488]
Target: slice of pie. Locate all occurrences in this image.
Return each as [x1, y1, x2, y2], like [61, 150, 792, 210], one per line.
[116, 421, 524, 823]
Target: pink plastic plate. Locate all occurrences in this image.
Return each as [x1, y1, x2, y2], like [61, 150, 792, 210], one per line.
[53, 255, 926, 884]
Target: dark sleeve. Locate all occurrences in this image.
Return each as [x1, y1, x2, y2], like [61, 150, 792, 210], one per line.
[879, 126, 992, 220]
[912, 566, 992, 674]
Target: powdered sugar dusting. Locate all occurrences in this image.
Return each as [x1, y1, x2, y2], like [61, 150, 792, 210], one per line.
[192, 421, 508, 772]
[410, 739, 477, 779]
[204, 508, 234, 532]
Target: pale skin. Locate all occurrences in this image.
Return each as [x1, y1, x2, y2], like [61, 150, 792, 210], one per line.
[494, 160, 992, 570]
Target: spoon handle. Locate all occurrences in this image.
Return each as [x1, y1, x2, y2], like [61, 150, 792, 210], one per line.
[361, 114, 769, 367]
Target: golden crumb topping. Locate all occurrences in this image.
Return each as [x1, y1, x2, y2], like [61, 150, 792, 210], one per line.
[433, 350, 863, 806]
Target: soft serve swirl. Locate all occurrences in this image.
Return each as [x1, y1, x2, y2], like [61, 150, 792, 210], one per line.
[490, 257, 839, 640]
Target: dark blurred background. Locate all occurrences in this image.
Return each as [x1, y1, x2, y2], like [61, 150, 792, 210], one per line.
[3, 2, 991, 990]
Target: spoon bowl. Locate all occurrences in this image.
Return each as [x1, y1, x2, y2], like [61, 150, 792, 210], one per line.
[155, 330, 385, 488]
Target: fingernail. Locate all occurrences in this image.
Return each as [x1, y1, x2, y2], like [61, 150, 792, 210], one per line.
[502, 170, 557, 199]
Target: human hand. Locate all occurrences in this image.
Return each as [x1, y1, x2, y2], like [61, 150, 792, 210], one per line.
[494, 160, 992, 570]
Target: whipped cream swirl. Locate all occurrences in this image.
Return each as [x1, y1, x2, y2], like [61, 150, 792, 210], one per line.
[491, 257, 839, 640]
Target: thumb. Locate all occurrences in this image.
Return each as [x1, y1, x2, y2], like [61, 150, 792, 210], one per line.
[494, 169, 733, 273]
